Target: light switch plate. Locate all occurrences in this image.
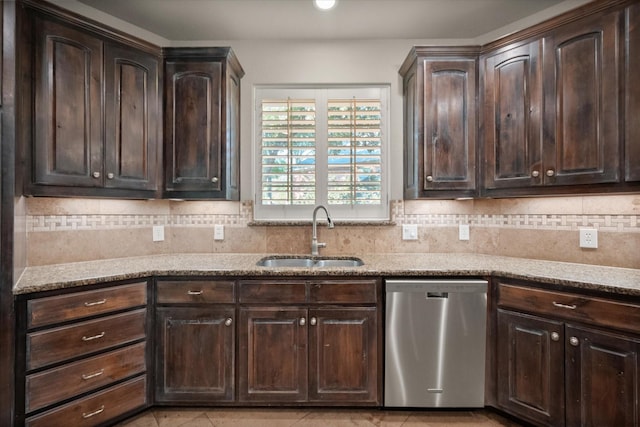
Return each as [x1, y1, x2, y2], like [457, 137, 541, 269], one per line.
[402, 224, 418, 240]
[459, 224, 470, 241]
[152, 225, 164, 242]
[214, 224, 225, 240]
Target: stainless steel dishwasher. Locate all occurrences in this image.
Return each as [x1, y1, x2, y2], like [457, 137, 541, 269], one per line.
[385, 279, 488, 408]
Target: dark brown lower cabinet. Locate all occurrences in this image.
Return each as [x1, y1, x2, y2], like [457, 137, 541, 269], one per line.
[238, 306, 378, 405]
[497, 309, 565, 426]
[496, 281, 640, 427]
[155, 306, 235, 402]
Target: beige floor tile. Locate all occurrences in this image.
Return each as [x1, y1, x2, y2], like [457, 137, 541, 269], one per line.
[153, 409, 210, 427]
[115, 411, 159, 427]
[119, 408, 522, 427]
[205, 408, 309, 427]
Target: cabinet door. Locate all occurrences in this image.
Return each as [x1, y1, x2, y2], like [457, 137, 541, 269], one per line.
[483, 41, 542, 190]
[104, 43, 159, 191]
[155, 306, 235, 402]
[422, 59, 476, 192]
[565, 325, 640, 427]
[308, 308, 378, 403]
[238, 307, 307, 402]
[164, 60, 223, 193]
[542, 10, 621, 185]
[497, 309, 565, 427]
[626, 4, 640, 182]
[33, 16, 102, 187]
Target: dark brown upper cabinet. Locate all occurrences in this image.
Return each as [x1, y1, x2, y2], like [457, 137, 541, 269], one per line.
[541, 9, 621, 187]
[163, 48, 243, 200]
[482, 41, 543, 191]
[400, 48, 479, 199]
[24, 7, 162, 198]
[626, 3, 640, 182]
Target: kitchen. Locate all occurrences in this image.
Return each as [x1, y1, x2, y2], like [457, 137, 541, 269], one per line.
[0, 0, 639, 426]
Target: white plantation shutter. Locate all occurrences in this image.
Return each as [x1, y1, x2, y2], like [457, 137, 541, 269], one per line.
[261, 98, 316, 205]
[327, 98, 382, 205]
[255, 86, 389, 221]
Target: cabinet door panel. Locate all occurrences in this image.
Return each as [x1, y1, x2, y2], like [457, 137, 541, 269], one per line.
[238, 307, 307, 402]
[165, 62, 222, 191]
[104, 44, 159, 191]
[33, 17, 102, 187]
[309, 308, 378, 403]
[565, 325, 640, 427]
[155, 307, 234, 402]
[497, 309, 565, 427]
[626, 4, 640, 182]
[542, 11, 621, 185]
[483, 42, 542, 189]
[423, 60, 476, 190]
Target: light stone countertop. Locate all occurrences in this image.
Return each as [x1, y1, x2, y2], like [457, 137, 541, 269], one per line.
[13, 253, 640, 297]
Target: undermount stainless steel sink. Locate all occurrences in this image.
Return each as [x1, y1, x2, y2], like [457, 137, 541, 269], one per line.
[257, 256, 364, 268]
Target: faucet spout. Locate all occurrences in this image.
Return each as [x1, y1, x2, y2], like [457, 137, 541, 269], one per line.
[311, 205, 334, 256]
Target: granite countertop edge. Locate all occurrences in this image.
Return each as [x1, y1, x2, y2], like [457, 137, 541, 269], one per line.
[13, 253, 640, 297]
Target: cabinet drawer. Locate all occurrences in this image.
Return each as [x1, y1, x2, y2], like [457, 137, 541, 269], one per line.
[309, 280, 378, 304]
[27, 309, 146, 370]
[497, 283, 640, 334]
[28, 282, 147, 329]
[157, 280, 235, 304]
[26, 342, 146, 412]
[25, 375, 146, 427]
[239, 280, 306, 303]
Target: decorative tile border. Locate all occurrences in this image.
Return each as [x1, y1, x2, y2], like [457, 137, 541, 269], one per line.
[27, 200, 639, 233]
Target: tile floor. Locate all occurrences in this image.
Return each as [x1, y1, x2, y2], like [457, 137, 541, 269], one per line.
[116, 408, 524, 427]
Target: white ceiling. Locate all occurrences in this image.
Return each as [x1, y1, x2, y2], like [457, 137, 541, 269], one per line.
[73, 0, 575, 42]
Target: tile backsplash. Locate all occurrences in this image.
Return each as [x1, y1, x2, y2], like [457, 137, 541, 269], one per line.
[24, 195, 640, 268]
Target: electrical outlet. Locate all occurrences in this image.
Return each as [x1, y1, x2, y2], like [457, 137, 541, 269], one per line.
[402, 224, 418, 240]
[459, 224, 470, 241]
[579, 228, 598, 249]
[214, 224, 225, 240]
[152, 225, 164, 242]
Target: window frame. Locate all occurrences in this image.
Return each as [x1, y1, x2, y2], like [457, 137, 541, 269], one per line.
[253, 85, 390, 221]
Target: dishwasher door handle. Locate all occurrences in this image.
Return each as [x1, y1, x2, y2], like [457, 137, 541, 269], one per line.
[426, 292, 448, 298]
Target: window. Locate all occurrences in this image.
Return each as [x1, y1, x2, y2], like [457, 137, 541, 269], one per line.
[255, 86, 389, 221]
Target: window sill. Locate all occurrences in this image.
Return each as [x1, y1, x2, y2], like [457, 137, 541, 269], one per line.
[248, 220, 396, 227]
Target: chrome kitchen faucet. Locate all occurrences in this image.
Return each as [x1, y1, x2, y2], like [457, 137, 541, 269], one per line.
[311, 205, 334, 256]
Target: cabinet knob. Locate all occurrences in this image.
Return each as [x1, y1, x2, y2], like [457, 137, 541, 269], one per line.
[299, 317, 306, 326]
[551, 332, 560, 342]
[546, 169, 555, 177]
[107, 172, 114, 180]
[531, 170, 540, 178]
[211, 177, 219, 183]
[569, 336, 580, 347]
[310, 317, 317, 326]
[92, 171, 100, 179]
[426, 175, 434, 182]
[225, 318, 233, 327]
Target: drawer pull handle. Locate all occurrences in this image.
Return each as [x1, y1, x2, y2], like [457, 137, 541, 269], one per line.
[84, 299, 107, 307]
[81, 369, 105, 380]
[552, 301, 577, 310]
[82, 332, 106, 342]
[82, 405, 105, 419]
[225, 318, 233, 327]
[187, 290, 203, 295]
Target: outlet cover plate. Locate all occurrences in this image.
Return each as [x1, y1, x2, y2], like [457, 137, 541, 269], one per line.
[402, 224, 418, 240]
[579, 228, 598, 248]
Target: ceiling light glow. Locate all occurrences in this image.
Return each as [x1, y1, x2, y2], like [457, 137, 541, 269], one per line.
[314, 0, 337, 11]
